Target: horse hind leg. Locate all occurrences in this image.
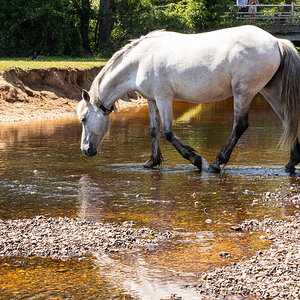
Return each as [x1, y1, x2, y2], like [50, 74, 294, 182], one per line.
[261, 79, 300, 174]
[208, 93, 252, 173]
[208, 114, 249, 173]
[285, 139, 300, 174]
[143, 99, 163, 168]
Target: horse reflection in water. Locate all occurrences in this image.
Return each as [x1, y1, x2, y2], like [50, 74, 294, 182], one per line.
[77, 25, 300, 174]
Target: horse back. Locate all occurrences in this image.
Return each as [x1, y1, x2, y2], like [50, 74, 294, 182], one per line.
[133, 26, 281, 103]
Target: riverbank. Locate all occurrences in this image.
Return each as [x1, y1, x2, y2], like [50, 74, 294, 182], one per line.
[187, 186, 300, 299]
[0, 67, 146, 122]
[192, 215, 300, 299]
[0, 190, 299, 299]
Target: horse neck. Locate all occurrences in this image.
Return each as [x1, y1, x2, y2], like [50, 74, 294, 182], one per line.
[97, 61, 137, 108]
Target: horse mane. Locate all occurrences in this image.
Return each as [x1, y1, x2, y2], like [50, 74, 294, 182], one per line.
[89, 30, 165, 103]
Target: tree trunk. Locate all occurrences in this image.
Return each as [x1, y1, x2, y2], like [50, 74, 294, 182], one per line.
[80, 0, 91, 53]
[95, 0, 115, 50]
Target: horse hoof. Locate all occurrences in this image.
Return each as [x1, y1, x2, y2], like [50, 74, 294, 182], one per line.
[143, 161, 154, 169]
[285, 164, 295, 175]
[207, 165, 221, 173]
[193, 155, 202, 170]
[143, 159, 160, 169]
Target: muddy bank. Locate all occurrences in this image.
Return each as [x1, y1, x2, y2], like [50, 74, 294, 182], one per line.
[0, 216, 172, 260]
[0, 67, 146, 122]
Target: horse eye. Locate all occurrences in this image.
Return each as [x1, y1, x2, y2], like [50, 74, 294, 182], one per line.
[81, 117, 86, 123]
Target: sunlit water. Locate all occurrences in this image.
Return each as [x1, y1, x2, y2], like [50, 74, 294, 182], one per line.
[0, 97, 299, 299]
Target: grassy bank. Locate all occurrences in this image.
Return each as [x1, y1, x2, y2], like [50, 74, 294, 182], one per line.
[0, 56, 108, 71]
[2, 48, 300, 72]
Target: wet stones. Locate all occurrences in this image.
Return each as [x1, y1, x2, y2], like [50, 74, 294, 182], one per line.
[194, 215, 300, 299]
[219, 252, 231, 258]
[0, 216, 173, 260]
[260, 184, 300, 209]
[229, 225, 242, 232]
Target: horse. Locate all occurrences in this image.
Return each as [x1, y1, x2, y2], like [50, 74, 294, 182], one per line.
[77, 25, 300, 174]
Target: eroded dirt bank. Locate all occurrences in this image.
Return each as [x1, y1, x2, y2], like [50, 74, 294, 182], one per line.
[0, 67, 101, 122]
[0, 67, 144, 122]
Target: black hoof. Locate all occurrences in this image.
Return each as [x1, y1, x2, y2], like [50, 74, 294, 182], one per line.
[207, 165, 221, 173]
[193, 155, 202, 171]
[143, 160, 155, 169]
[143, 156, 163, 169]
[285, 164, 295, 175]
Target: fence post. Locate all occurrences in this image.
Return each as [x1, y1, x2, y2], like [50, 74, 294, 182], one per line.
[292, 4, 295, 24]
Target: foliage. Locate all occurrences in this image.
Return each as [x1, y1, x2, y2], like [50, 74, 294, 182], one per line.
[0, 0, 83, 57]
[1, 0, 284, 58]
[108, 0, 232, 53]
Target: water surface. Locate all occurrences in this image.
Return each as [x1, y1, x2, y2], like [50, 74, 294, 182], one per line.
[0, 97, 299, 299]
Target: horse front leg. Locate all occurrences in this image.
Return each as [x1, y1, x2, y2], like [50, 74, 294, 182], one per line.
[285, 139, 300, 174]
[208, 113, 249, 173]
[164, 130, 203, 170]
[155, 97, 206, 171]
[143, 99, 163, 168]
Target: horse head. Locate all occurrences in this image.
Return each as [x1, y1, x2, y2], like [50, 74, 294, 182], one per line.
[77, 89, 112, 156]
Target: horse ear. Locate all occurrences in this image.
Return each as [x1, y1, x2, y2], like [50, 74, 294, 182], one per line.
[82, 89, 90, 103]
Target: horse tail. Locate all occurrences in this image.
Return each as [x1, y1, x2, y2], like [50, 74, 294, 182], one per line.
[277, 39, 300, 150]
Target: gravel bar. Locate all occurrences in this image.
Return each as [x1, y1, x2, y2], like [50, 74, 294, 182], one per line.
[0, 216, 172, 260]
[193, 215, 300, 299]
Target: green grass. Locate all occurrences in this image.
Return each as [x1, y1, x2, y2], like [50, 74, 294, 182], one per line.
[0, 56, 108, 71]
[2, 49, 300, 71]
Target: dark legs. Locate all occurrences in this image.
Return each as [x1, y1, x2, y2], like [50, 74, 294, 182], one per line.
[144, 98, 203, 170]
[164, 131, 203, 170]
[153, 96, 203, 170]
[207, 85, 253, 174]
[285, 139, 300, 174]
[208, 114, 249, 173]
[261, 85, 299, 175]
[143, 100, 163, 168]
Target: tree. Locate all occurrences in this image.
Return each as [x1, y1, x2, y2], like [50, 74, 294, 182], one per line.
[94, 0, 116, 51]
[80, 0, 92, 53]
[0, 0, 83, 56]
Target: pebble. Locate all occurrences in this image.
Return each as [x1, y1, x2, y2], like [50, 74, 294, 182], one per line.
[205, 219, 212, 224]
[229, 225, 242, 231]
[219, 252, 231, 258]
[184, 187, 300, 299]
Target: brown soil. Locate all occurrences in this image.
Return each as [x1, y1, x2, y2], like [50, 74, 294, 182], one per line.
[0, 67, 144, 123]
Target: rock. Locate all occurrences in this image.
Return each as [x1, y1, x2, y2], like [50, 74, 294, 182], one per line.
[219, 252, 231, 258]
[230, 225, 242, 231]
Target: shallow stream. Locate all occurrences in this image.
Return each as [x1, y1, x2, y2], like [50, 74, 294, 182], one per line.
[0, 97, 299, 299]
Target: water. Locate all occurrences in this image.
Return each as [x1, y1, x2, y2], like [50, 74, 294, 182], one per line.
[0, 97, 299, 299]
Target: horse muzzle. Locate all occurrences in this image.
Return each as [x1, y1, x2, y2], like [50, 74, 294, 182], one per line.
[81, 144, 98, 156]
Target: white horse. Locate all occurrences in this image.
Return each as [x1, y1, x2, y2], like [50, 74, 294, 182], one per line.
[77, 25, 300, 174]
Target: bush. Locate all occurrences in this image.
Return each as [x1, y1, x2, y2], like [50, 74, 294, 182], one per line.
[0, 0, 83, 57]
[109, 0, 233, 53]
